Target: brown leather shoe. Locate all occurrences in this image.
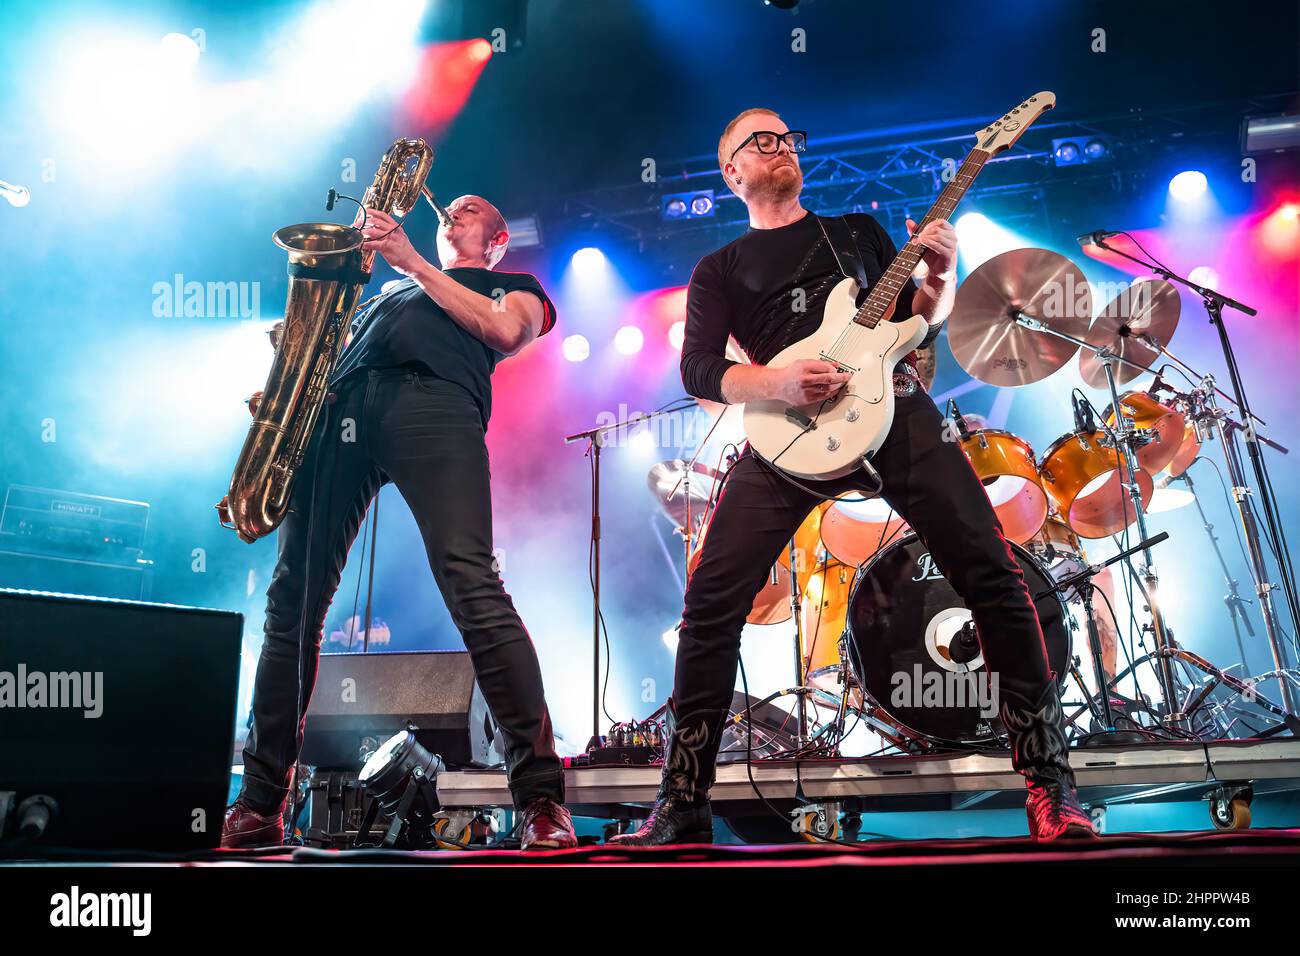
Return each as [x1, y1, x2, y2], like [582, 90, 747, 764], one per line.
[220, 799, 285, 848]
[518, 797, 577, 851]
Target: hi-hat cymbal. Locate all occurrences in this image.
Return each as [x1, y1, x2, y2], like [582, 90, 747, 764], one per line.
[1079, 279, 1180, 388]
[948, 248, 1093, 386]
[647, 459, 722, 531]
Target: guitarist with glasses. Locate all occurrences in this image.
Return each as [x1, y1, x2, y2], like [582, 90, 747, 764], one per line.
[610, 108, 1095, 846]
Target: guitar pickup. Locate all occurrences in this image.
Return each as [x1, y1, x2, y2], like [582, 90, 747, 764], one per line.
[785, 407, 816, 430]
[819, 354, 857, 374]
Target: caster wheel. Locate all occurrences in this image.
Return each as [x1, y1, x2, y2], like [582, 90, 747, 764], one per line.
[432, 816, 473, 849]
[797, 805, 840, 843]
[1210, 796, 1252, 830]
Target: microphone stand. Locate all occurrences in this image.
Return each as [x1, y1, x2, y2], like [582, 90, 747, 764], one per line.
[1092, 236, 1299, 718]
[564, 401, 696, 743]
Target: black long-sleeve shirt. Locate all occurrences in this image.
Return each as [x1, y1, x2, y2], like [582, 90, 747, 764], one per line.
[680, 211, 935, 403]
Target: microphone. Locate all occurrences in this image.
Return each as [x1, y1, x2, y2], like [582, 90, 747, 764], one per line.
[1073, 394, 1096, 434]
[1075, 230, 1119, 247]
[949, 620, 981, 665]
[326, 188, 338, 211]
[947, 399, 972, 440]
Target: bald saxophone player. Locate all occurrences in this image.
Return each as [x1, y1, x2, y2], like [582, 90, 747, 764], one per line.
[222, 194, 577, 851]
[610, 108, 1096, 846]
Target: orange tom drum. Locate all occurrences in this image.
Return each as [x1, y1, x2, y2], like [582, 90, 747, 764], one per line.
[958, 429, 1049, 543]
[1038, 430, 1153, 539]
[820, 496, 909, 569]
[1103, 391, 1188, 476]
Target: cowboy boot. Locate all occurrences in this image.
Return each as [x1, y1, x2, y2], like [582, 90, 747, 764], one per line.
[999, 681, 1098, 841]
[607, 700, 725, 846]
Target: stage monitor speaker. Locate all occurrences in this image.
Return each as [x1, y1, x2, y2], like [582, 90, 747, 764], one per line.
[302, 650, 502, 771]
[0, 588, 242, 852]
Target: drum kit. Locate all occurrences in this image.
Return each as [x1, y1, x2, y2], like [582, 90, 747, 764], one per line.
[641, 246, 1298, 757]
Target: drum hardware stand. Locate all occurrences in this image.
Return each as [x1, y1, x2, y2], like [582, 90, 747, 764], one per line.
[565, 400, 697, 741]
[1017, 313, 1185, 729]
[1176, 469, 1256, 677]
[788, 537, 813, 748]
[1092, 237, 1299, 720]
[1038, 531, 1170, 744]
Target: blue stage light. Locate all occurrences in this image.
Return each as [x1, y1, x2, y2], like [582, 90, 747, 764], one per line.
[1168, 170, 1208, 202]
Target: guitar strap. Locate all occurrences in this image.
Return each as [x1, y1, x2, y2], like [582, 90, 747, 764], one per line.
[815, 214, 870, 290]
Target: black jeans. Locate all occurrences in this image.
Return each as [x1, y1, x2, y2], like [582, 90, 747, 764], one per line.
[673, 389, 1052, 778]
[239, 368, 563, 813]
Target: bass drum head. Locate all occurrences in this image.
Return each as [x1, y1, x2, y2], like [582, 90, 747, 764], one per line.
[846, 533, 1069, 745]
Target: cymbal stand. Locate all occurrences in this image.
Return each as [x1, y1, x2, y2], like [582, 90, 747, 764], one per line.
[1015, 313, 1185, 729]
[1093, 236, 1299, 719]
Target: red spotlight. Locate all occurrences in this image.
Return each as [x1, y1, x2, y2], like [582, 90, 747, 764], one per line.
[402, 40, 493, 132]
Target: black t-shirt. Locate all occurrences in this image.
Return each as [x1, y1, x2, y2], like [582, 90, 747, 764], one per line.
[329, 268, 556, 424]
[680, 211, 934, 404]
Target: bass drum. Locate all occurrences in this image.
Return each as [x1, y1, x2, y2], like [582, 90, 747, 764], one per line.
[845, 533, 1070, 745]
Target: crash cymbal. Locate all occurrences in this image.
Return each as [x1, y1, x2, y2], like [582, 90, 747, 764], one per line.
[1079, 279, 1180, 388]
[647, 459, 723, 531]
[948, 248, 1093, 386]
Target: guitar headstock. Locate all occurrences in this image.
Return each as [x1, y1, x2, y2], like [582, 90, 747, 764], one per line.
[975, 92, 1056, 155]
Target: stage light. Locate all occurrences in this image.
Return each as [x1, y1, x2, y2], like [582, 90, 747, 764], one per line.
[562, 334, 591, 362]
[469, 37, 493, 62]
[1241, 112, 1300, 153]
[1053, 141, 1079, 165]
[504, 214, 542, 249]
[661, 190, 716, 221]
[953, 212, 1026, 273]
[158, 32, 200, 71]
[1188, 265, 1220, 291]
[614, 325, 644, 355]
[668, 320, 686, 351]
[629, 428, 655, 454]
[571, 246, 606, 275]
[1052, 136, 1113, 167]
[357, 728, 445, 848]
[0, 180, 30, 208]
[1168, 170, 1207, 202]
[1280, 203, 1299, 221]
[662, 624, 681, 651]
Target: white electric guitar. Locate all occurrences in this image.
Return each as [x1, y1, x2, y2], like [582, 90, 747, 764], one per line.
[743, 92, 1056, 480]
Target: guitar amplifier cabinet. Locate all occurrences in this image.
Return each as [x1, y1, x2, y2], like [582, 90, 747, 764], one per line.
[302, 650, 503, 771]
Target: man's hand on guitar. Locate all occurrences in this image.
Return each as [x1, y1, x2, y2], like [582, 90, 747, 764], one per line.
[906, 217, 958, 276]
[774, 359, 851, 405]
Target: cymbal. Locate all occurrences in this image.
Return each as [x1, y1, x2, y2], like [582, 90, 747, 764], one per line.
[1079, 279, 1180, 388]
[647, 459, 722, 531]
[948, 248, 1093, 386]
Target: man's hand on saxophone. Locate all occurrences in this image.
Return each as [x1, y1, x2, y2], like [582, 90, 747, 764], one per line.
[353, 207, 428, 277]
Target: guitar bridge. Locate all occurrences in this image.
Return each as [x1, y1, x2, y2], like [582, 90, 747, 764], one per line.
[819, 354, 857, 374]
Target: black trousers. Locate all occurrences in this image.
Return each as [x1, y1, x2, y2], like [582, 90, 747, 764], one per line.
[674, 389, 1052, 764]
[239, 368, 563, 813]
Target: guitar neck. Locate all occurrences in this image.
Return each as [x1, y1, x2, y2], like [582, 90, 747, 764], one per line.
[855, 147, 991, 328]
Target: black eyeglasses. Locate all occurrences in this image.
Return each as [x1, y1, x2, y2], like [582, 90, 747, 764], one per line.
[729, 129, 807, 162]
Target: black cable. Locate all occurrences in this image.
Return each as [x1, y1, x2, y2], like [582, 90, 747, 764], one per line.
[344, 505, 374, 651]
